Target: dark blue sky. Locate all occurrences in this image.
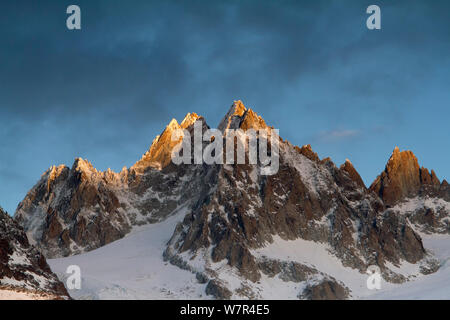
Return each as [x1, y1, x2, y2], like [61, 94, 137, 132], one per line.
[1, 0, 449, 214]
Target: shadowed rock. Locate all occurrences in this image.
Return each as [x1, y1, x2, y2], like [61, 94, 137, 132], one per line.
[0, 207, 70, 299]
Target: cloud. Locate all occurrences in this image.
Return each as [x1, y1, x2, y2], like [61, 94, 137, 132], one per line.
[1, 0, 450, 213]
[314, 129, 361, 143]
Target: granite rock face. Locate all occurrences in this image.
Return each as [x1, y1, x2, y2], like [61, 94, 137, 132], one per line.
[301, 280, 349, 300]
[15, 160, 131, 258]
[0, 207, 70, 299]
[370, 147, 443, 206]
[14, 100, 449, 298]
[370, 147, 450, 234]
[164, 102, 438, 298]
[15, 116, 210, 258]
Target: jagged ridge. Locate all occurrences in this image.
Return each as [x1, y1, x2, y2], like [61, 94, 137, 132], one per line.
[0, 207, 70, 299]
[13, 100, 449, 299]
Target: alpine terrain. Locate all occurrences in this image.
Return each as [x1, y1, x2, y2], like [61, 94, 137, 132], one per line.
[13, 101, 450, 300]
[0, 207, 70, 300]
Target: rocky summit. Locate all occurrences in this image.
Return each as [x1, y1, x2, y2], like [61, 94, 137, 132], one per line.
[370, 147, 443, 206]
[370, 147, 450, 234]
[14, 100, 449, 299]
[0, 207, 70, 299]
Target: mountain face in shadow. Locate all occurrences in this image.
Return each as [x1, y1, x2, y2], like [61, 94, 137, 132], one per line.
[14, 101, 449, 299]
[0, 207, 70, 299]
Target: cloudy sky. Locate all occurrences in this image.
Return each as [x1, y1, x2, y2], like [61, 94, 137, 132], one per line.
[1, 0, 449, 214]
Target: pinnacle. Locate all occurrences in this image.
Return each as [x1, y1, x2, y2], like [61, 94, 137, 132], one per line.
[72, 158, 97, 174]
[231, 100, 247, 116]
[218, 100, 268, 131]
[388, 147, 418, 164]
[167, 118, 180, 130]
[180, 112, 200, 129]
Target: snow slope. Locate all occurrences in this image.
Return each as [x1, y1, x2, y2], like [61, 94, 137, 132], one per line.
[48, 207, 208, 300]
[368, 234, 450, 300]
[48, 206, 450, 300]
[252, 234, 450, 299]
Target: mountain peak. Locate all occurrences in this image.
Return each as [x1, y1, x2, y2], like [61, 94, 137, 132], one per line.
[218, 100, 267, 131]
[228, 100, 247, 117]
[73, 158, 97, 174]
[13, 103, 450, 299]
[388, 146, 416, 163]
[47, 164, 68, 176]
[132, 113, 204, 171]
[232, 100, 247, 115]
[166, 118, 181, 131]
[239, 108, 268, 131]
[295, 144, 320, 162]
[340, 158, 366, 188]
[218, 100, 247, 131]
[370, 147, 441, 205]
[180, 112, 200, 129]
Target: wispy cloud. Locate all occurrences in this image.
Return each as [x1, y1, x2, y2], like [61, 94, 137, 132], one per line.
[313, 129, 360, 143]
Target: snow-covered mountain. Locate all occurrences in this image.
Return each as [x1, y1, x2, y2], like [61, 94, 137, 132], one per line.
[15, 114, 211, 258]
[0, 207, 70, 300]
[370, 147, 450, 234]
[14, 101, 450, 299]
[47, 219, 450, 300]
